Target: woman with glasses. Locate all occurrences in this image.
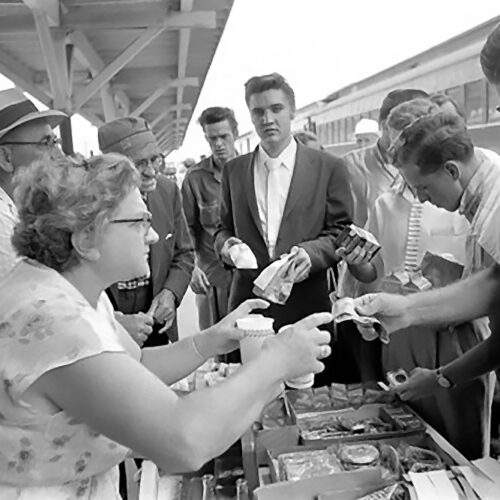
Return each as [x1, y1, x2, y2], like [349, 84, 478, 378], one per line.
[0, 153, 331, 499]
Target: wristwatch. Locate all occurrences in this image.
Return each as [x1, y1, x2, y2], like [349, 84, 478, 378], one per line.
[436, 368, 454, 389]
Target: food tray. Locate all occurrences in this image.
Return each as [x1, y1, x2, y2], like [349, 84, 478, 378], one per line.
[295, 403, 424, 445]
[267, 430, 466, 486]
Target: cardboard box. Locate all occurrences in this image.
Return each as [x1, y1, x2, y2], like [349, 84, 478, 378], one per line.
[255, 429, 469, 500]
[293, 403, 424, 446]
[254, 396, 299, 465]
[254, 466, 385, 500]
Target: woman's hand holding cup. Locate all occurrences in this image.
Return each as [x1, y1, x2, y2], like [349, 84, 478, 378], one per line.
[264, 312, 332, 383]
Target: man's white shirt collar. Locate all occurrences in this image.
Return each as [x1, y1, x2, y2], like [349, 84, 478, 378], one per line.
[258, 137, 297, 171]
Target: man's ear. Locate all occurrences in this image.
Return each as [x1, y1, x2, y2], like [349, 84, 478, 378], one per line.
[0, 146, 14, 173]
[71, 228, 100, 262]
[443, 160, 460, 181]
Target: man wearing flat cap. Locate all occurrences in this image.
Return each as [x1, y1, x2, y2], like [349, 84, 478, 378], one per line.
[99, 117, 194, 346]
[0, 88, 67, 281]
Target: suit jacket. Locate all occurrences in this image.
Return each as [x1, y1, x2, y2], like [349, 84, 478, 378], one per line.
[214, 143, 353, 330]
[108, 175, 195, 341]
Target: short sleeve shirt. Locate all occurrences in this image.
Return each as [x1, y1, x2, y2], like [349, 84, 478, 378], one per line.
[0, 186, 19, 281]
[0, 259, 141, 498]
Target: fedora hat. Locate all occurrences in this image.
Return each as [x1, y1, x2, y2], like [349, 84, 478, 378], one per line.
[0, 88, 67, 139]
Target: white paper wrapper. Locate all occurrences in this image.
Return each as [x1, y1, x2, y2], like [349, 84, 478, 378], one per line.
[228, 243, 258, 269]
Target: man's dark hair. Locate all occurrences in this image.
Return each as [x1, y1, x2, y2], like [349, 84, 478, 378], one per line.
[379, 89, 429, 123]
[198, 107, 239, 137]
[394, 112, 473, 174]
[244, 73, 296, 111]
[387, 98, 438, 132]
[480, 23, 500, 84]
[430, 92, 467, 120]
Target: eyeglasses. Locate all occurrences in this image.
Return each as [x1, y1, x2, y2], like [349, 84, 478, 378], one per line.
[1, 134, 61, 148]
[110, 212, 152, 233]
[135, 154, 164, 171]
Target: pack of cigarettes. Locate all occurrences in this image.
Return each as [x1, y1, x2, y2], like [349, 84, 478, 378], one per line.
[336, 224, 381, 262]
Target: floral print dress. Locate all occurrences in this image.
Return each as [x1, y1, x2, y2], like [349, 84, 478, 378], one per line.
[0, 259, 141, 499]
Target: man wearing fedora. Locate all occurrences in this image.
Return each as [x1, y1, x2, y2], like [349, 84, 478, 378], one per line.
[0, 88, 67, 281]
[98, 117, 194, 346]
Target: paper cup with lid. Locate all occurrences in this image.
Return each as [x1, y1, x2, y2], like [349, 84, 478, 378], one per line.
[237, 315, 275, 363]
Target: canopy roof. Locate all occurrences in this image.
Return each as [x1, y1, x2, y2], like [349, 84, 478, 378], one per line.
[0, 0, 234, 154]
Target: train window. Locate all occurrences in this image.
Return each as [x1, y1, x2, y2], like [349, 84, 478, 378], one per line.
[464, 80, 486, 125]
[446, 85, 465, 111]
[346, 117, 355, 142]
[487, 83, 500, 123]
[338, 118, 345, 143]
[317, 123, 325, 144]
[327, 121, 333, 145]
[335, 120, 341, 143]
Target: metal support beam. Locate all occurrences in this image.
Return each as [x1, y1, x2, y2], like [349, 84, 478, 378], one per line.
[155, 119, 188, 135]
[73, 24, 166, 112]
[156, 129, 184, 146]
[150, 104, 191, 128]
[0, 46, 52, 107]
[130, 77, 199, 117]
[23, 0, 60, 26]
[26, 4, 72, 111]
[61, 9, 216, 30]
[0, 9, 218, 32]
[100, 84, 116, 121]
[68, 29, 130, 115]
[172, 0, 193, 147]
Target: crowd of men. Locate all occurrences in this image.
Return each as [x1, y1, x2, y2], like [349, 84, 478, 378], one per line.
[0, 22, 500, 462]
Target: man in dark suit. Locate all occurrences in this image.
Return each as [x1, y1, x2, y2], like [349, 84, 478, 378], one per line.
[214, 73, 353, 383]
[98, 117, 194, 346]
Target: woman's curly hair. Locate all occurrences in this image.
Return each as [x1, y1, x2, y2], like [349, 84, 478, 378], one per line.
[12, 153, 140, 272]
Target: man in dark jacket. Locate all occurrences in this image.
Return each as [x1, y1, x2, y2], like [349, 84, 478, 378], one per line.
[214, 73, 353, 383]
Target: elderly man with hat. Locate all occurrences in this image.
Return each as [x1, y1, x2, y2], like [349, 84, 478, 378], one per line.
[98, 117, 194, 346]
[0, 88, 67, 280]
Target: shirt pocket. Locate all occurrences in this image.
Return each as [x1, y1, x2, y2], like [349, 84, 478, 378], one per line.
[199, 201, 219, 229]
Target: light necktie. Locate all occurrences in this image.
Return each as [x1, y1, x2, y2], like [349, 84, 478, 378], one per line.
[265, 158, 281, 259]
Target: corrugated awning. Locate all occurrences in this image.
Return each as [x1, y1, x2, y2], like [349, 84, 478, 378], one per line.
[0, 0, 234, 154]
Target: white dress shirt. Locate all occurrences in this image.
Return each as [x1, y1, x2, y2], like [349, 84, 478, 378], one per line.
[254, 138, 297, 258]
[0, 186, 19, 281]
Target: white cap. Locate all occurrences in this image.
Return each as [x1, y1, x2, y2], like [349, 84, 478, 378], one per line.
[354, 118, 379, 136]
